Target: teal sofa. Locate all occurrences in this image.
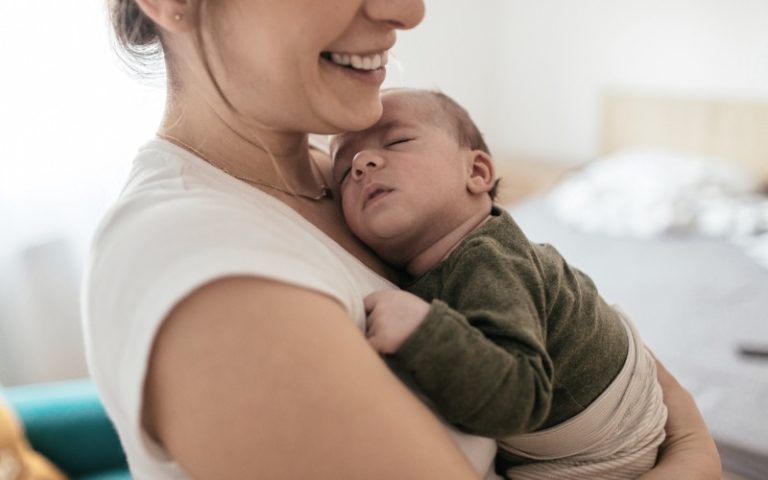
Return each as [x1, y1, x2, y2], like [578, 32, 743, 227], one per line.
[4, 379, 131, 480]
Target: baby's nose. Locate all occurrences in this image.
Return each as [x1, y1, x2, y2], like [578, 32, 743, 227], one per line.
[352, 151, 382, 179]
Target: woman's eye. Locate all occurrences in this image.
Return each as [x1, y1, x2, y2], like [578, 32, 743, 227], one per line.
[384, 138, 412, 148]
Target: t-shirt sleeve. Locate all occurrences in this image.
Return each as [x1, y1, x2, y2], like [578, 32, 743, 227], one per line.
[82, 192, 351, 470]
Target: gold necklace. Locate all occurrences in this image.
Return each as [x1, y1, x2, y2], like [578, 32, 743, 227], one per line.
[158, 133, 334, 201]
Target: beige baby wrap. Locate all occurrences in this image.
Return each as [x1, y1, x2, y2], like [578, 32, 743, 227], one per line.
[499, 309, 667, 480]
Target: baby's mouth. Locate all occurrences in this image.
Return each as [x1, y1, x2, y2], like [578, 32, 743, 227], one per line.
[320, 50, 388, 71]
[363, 186, 393, 209]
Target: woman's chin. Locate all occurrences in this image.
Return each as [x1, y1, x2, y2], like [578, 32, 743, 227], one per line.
[317, 98, 383, 134]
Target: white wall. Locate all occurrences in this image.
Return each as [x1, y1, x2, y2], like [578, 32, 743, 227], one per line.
[395, 0, 768, 162]
[0, 1, 165, 385]
[0, 1, 165, 259]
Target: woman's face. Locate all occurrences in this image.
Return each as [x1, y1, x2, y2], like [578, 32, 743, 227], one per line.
[204, 0, 425, 135]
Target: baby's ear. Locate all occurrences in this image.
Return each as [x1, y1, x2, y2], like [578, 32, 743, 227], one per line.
[466, 150, 496, 195]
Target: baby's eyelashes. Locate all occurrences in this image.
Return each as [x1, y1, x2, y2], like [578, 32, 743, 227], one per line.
[384, 138, 413, 148]
[338, 167, 351, 186]
[332, 154, 351, 185]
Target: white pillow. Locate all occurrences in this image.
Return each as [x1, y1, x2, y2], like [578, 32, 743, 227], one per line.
[548, 149, 761, 237]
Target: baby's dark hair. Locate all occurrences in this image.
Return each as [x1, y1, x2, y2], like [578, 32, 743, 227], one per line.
[402, 89, 500, 201]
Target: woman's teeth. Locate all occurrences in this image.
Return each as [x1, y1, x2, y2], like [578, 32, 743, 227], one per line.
[324, 51, 388, 71]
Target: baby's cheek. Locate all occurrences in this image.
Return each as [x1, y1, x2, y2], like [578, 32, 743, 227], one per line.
[342, 198, 371, 242]
[340, 192, 358, 226]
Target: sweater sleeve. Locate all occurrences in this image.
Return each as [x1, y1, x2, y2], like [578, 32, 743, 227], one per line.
[389, 238, 555, 437]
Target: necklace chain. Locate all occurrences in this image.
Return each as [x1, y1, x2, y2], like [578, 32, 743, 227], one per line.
[158, 134, 334, 201]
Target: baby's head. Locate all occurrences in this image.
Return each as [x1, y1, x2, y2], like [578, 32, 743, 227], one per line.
[331, 89, 498, 267]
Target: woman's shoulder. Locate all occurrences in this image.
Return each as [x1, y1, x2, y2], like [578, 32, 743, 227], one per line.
[93, 139, 305, 251]
[83, 139, 357, 338]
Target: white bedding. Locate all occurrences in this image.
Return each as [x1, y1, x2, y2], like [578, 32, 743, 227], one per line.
[547, 149, 768, 269]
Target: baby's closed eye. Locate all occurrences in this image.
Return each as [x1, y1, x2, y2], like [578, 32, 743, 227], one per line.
[338, 166, 352, 186]
[384, 138, 413, 148]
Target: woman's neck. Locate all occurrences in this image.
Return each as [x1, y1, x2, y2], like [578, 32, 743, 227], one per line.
[158, 90, 396, 282]
[159, 92, 322, 193]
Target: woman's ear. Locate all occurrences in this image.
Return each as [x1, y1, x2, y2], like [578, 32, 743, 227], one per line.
[134, 0, 193, 33]
[466, 150, 496, 195]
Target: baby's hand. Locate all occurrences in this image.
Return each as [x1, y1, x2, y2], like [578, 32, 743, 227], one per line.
[364, 290, 430, 354]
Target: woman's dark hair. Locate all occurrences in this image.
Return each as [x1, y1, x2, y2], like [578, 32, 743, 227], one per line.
[108, 0, 166, 78]
[108, 0, 234, 110]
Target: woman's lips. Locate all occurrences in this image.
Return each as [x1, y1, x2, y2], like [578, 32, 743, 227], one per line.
[320, 55, 387, 86]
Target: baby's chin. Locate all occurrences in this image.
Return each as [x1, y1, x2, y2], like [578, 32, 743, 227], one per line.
[359, 232, 410, 269]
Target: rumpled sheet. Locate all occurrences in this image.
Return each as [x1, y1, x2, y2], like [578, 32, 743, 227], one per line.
[548, 149, 768, 269]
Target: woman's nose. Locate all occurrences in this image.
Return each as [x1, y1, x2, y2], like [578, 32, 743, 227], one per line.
[363, 0, 425, 30]
[351, 151, 383, 180]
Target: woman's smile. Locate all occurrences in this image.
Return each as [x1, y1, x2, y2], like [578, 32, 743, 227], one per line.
[321, 50, 389, 70]
[320, 50, 389, 86]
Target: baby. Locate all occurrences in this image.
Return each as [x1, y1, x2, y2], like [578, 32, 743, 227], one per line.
[331, 89, 667, 479]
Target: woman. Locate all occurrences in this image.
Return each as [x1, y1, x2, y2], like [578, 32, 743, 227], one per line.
[84, 0, 720, 478]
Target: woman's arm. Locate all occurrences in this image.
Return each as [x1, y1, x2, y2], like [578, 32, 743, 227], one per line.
[143, 277, 480, 479]
[639, 359, 721, 480]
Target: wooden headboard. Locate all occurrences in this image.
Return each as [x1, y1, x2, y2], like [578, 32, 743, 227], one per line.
[601, 93, 768, 180]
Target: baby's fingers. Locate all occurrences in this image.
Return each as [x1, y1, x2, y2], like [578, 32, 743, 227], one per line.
[363, 291, 388, 314]
[364, 314, 390, 354]
[366, 330, 386, 353]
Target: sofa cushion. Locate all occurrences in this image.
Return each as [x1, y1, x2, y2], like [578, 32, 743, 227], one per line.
[4, 380, 128, 478]
[76, 468, 133, 480]
[0, 384, 67, 479]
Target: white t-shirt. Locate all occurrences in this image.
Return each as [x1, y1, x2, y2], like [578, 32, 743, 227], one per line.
[82, 139, 498, 479]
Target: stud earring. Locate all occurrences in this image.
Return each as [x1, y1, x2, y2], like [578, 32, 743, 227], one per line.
[173, 13, 182, 21]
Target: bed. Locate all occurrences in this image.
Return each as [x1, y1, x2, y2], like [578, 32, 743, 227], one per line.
[505, 93, 768, 479]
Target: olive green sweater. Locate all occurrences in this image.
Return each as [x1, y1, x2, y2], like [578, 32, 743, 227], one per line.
[388, 206, 628, 438]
